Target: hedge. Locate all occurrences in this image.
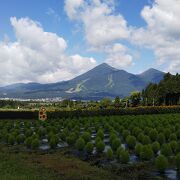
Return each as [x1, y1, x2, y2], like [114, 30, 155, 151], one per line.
[47, 106, 180, 119]
[0, 106, 179, 119]
[0, 110, 38, 119]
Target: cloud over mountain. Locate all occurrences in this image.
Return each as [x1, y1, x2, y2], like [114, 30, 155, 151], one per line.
[0, 17, 97, 85]
[65, 0, 180, 73]
[131, 0, 180, 73]
[64, 0, 133, 69]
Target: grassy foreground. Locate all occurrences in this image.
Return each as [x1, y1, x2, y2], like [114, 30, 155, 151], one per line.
[0, 145, 120, 180]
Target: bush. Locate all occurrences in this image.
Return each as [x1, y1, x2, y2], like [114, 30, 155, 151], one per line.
[66, 135, 76, 146]
[82, 132, 91, 143]
[176, 129, 180, 140]
[177, 142, 180, 153]
[96, 129, 104, 140]
[8, 134, 15, 145]
[116, 146, 124, 158]
[135, 143, 143, 156]
[96, 140, 105, 153]
[38, 128, 46, 138]
[126, 135, 136, 149]
[169, 140, 177, 154]
[161, 144, 172, 157]
[176, 153, 180, 170]
[16, 134, 25, 144]
[142, 135, 151, 145]
[140, 145, 154, 161]
[112, 138, 121, 151]
[155, 155, 168, 172]
[25, 129, 33, 137]
[169, 133, 177, 141]
[85, 142, 94, 154]
[106, 148, 113, 160]
[164, 129, 171, 141]
[109, 133, 117, 145]
[119, 150, 129, 164]
[59, 131, 66, 141]
[49, 136, 58, 149]
[95, 136, 101, 146]
[122, 130, 130, 140]
[75, 138, 85, 151]
[25, 137, 32, 148]
[137, 133, 144, 143]
[152, 141, 160, 154]
[149, 129, 158, 141]
[157, 133, 165, 145]
[31, 138, 40, 150]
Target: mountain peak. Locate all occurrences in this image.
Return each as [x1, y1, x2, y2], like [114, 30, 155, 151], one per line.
[94, 63, 117, 71]
[139, 68, 164, 83]
[140, 68, 165, 76]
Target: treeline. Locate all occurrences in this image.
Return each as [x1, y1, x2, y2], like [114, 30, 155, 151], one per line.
[0, 100, 28, 109]
[142, 73, 180, 106]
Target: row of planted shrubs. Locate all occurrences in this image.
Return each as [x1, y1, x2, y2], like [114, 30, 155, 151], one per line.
[0, 106, 180, 119]
[0, 113, 179, 171]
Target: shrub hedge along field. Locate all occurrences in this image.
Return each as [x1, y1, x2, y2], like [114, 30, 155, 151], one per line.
[0, 113, 179, 171]
[0, 106, 180, 119]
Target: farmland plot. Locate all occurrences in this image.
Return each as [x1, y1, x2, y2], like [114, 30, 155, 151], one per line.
[0, 113, 180, 179]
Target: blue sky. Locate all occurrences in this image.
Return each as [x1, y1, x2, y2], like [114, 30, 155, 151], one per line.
[0, 0, 179, 84]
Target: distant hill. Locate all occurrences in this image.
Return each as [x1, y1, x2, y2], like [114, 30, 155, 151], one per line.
[0, 63, 165, 100]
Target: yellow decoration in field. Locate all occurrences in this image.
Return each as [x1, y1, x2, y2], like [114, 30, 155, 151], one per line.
[39, 107, 47, 121]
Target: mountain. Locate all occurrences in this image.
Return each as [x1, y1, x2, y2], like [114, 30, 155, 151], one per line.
[138, 68, 165, 83]
[0, 63, 165, 100]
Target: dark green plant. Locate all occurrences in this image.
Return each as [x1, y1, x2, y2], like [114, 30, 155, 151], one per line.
[16, 134, 25, 144]
[96, 140, 105, 153]
[140, 145, 154, 161]
[135, 143, 143, 156]
[176, 153, 180, 170]
[157, 133, 165, 145]
[126, 135, 136, 149]
[49, 136, 58, 149]
[85, 142, 94, 154]
[75, 138, 85, 151]
[169, 133, 177, 141]
[161, 144, 172, 157]
[25, 129, 33, 137]
[82, 132, 91, 143]
[155, 155, 168, 172]
[25, 137, 32, 148]
[106, 148, 113, 160]
[152, 141, 160, 154]
[149, 129, 158, 141]
[31, 138, 40, 150]
[119, 150, 129, 164]
[96, 129, 104, 140]
[112, 138, 121, 151]
[170, 140, 177, 154]
[116, 146, 124, 158]
[8, 134, 15, 145]
[142, 135, 151, 145]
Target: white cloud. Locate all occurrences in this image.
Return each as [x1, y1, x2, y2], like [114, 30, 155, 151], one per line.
[64, 0, 133, 68]
[65, 0, 129, 48]
[105, 43, 133, 69]
[64, 0, 84, 20]
[131, 0, 180, 73]
[65, 0, 180, 73]
[0, 17, 97, 85]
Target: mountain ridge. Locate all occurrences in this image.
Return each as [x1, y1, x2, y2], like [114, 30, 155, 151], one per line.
[0, 63, 165, 100]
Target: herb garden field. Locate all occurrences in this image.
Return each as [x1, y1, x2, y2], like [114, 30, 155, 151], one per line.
[0, 113, 180, 179]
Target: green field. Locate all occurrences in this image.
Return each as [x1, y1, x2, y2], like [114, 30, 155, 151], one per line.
[0, 113, 179, 179]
